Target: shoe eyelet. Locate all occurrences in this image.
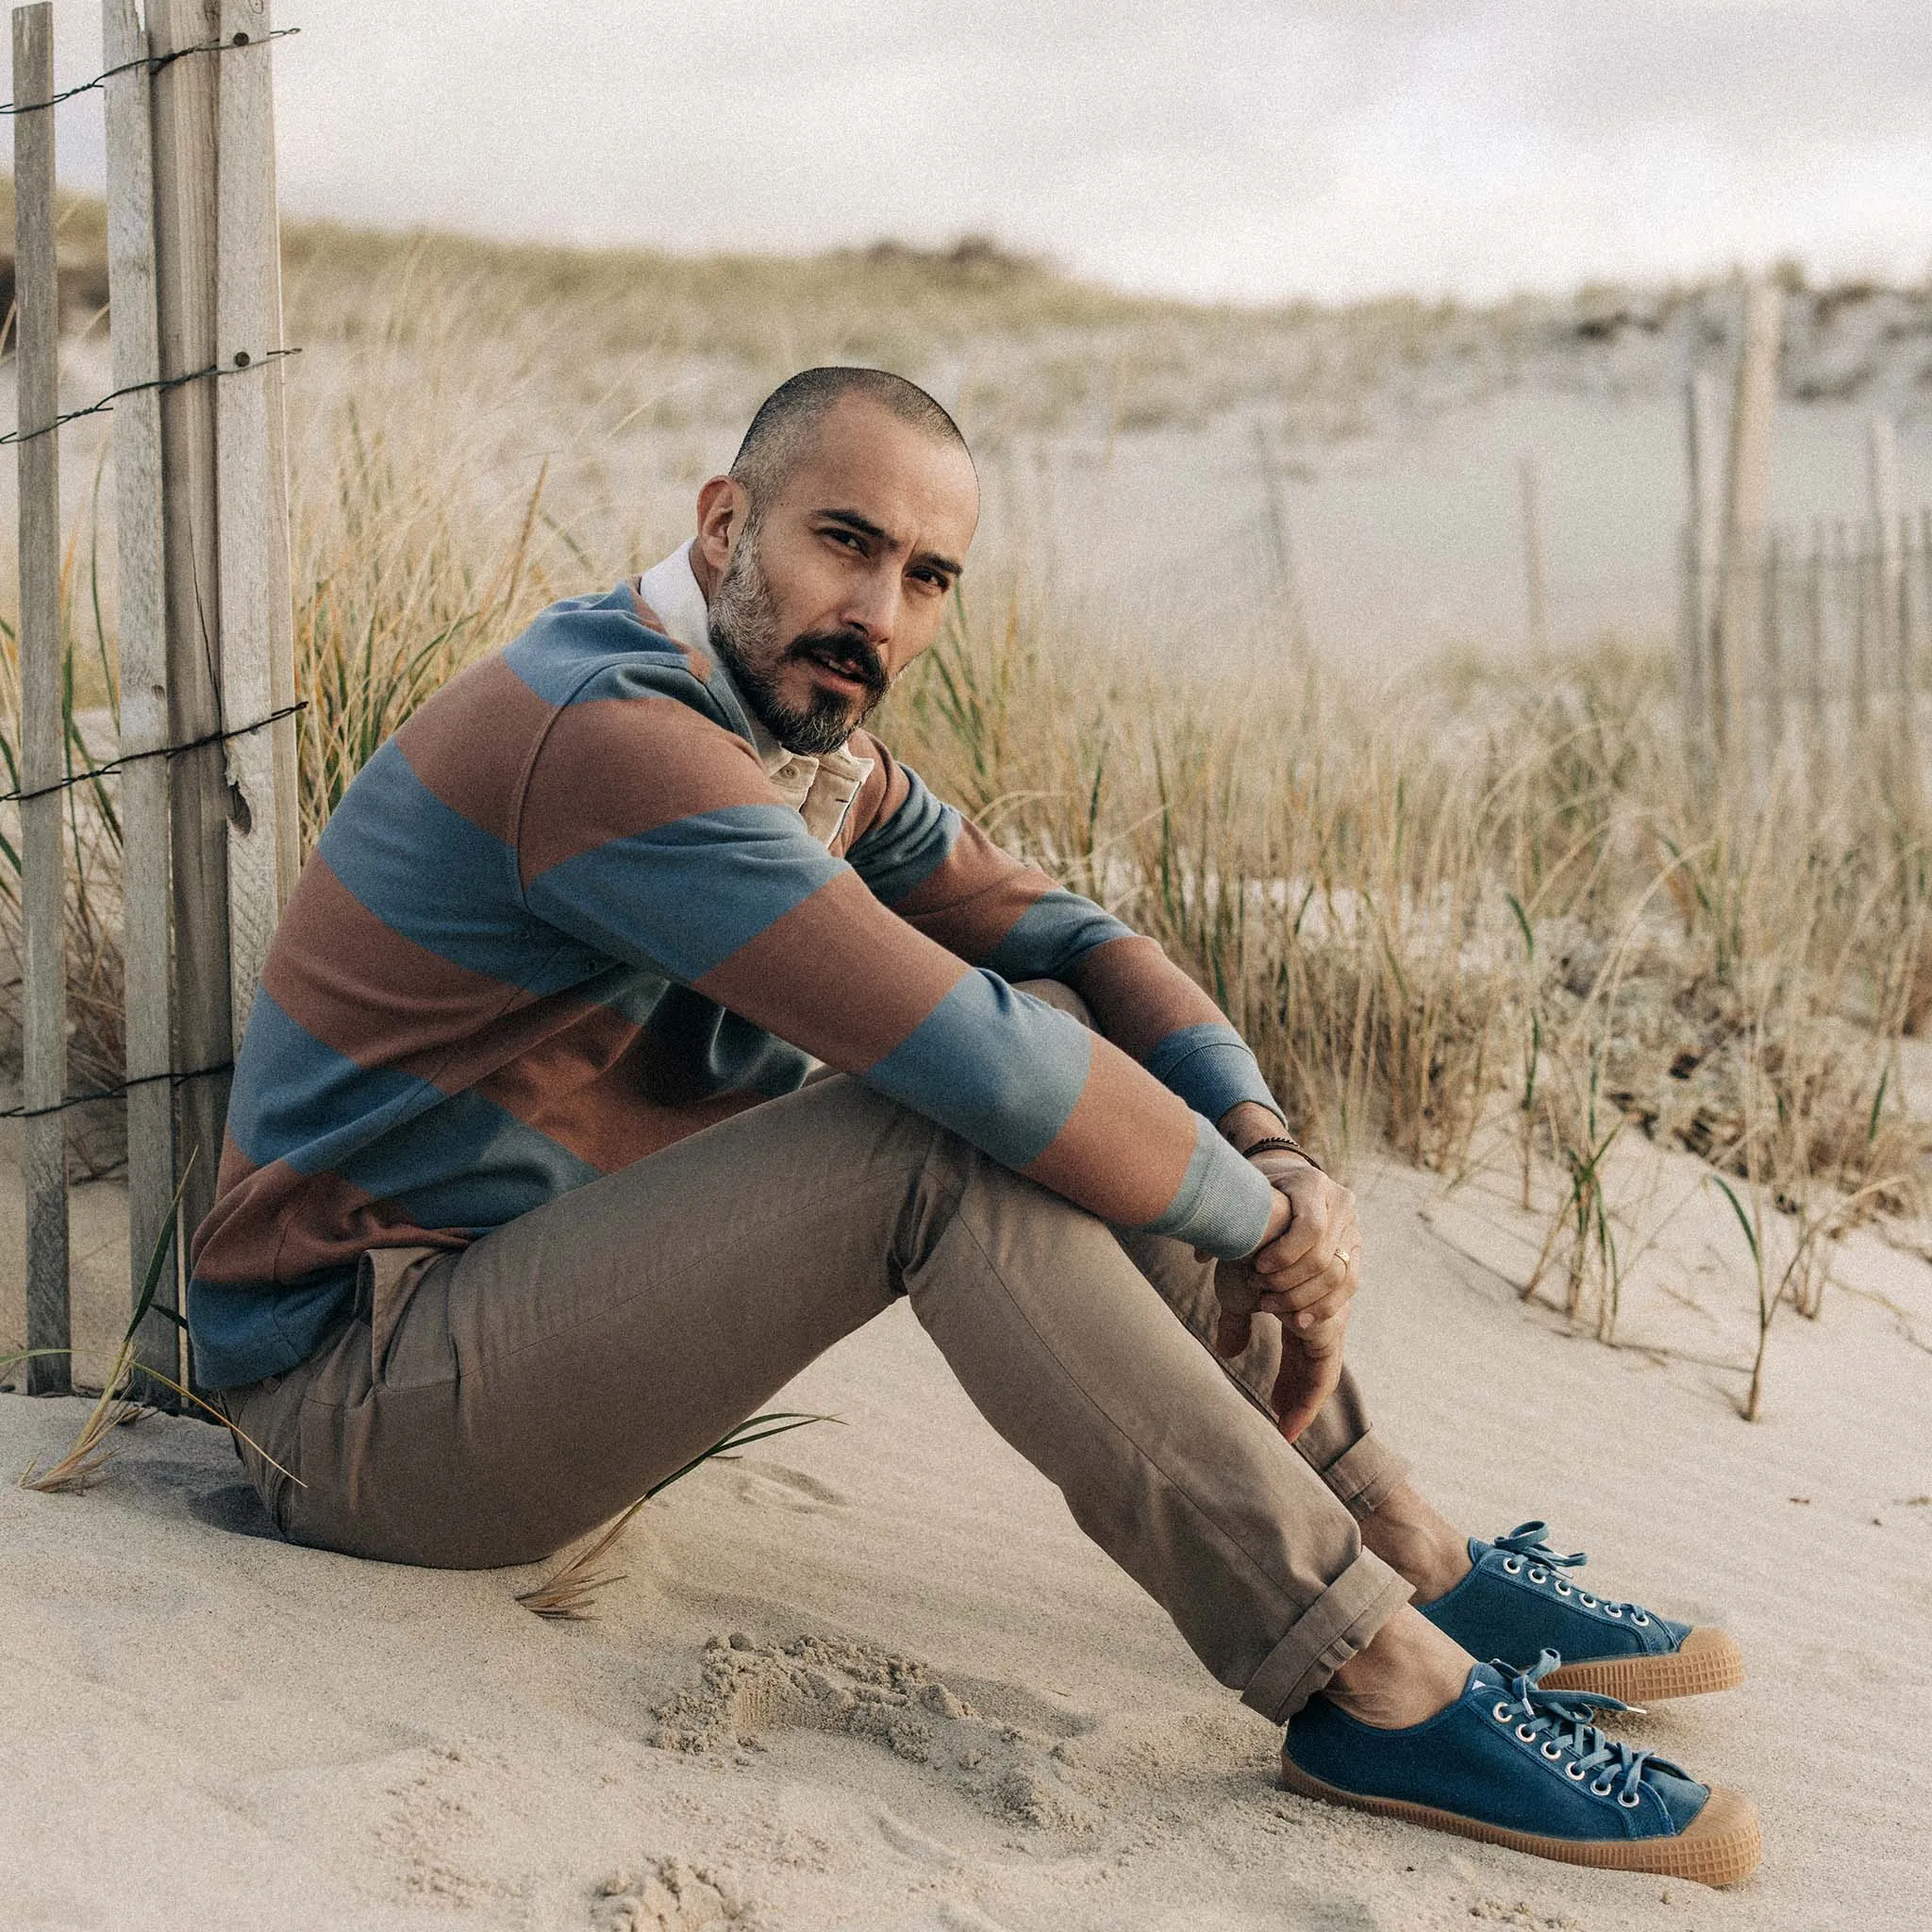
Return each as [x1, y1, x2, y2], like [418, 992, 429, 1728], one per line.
[1555, 1582, 1572, 1595]
[1618, 1790, 1641, 1808]
[1564, 1762, 1586, 1780]
[1516, 1724, 1538, 1742]
[1591, 1779, 1614, 1797]
[1502, 1557, 1523, 1574]
[1540, 1741, 1562, 1759]
[1578, 1592, 1595, 1606]
[1492, 1702, 1512, 1723]
[1606, 1605, 1623, 1617]
[1528, 1567, 1547, 1583]
[1633, 1612, 1649, 1625]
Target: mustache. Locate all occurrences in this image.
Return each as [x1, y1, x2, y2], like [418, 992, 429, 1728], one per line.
[784, 628, 890, 700]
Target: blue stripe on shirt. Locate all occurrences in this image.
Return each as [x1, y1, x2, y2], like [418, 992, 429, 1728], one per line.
[226, 991, 437, 1174]
[525, 804, 844, 982]
[1141, 1022, 1284, 1127]
[861, 974, 1091, 1172]
[1141, 1114, 1276, 1257]
[321, 741, 595, 993]
[337, 1088, 603, 1227]
[846, 768, 959, 904]
[982, 889, 1135, 980]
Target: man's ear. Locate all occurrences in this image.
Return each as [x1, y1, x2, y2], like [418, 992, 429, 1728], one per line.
[694, 475, 748, 584]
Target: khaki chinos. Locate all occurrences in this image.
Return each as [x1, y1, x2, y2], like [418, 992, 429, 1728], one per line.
[225, 993, 1412, 1724]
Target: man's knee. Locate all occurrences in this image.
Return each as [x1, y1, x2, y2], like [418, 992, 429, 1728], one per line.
[1011, 977, 1092, 1029]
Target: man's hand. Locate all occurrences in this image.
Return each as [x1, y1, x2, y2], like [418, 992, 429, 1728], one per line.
[1209, 1144, 1362, 1442]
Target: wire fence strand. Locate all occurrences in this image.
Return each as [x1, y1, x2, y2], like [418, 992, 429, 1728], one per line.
[0, 1058, 234, 1124]
[0, 700, 308, 808]
[0, 26, 299, 118]
[0, 346, 302, 449]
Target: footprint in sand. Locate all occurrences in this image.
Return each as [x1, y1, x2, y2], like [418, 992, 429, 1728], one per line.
[590, 1856, 754, 1930]
[652, 1633, 1102, 1835]
[728, 1462, 850, 1513]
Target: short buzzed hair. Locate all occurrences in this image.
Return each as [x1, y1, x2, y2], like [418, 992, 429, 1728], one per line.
[730, 367, 972, 508]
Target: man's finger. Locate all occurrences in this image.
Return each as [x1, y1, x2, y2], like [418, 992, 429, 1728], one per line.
[1289, 1288, 1354, 1329]
[1255, 1238, 1359, 1300]
[1215, 1307, 1253, 1358]
[1273, 1349, 1342, 1443]
[1256, 1272, 1356, 1324]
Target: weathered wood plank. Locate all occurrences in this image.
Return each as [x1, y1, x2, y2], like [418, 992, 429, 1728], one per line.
[1714, 281, 1783, 783]
[12, 1, 70, 1396]
[253, 3, 300, 906]
[1678, 375, 1721, 773]
[213, 0, 286, 1040]
[1866, 415, 1915, 808]
[105, 0, 180, 1401]
[1518, 451, 1549, 668]
[150, 0, 232, 1345]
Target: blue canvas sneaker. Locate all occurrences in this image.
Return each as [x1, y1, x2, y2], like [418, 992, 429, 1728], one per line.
[1282, 1651, 1760, 1886]
[1419, 1522, 1744, 1703]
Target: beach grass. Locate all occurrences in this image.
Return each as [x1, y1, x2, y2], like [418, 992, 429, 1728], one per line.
[0, 217, 1926, 1395]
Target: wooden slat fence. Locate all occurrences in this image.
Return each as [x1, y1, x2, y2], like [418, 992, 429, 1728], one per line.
[5, 0, 297, 1405]
[1679, 282, 1929, 804]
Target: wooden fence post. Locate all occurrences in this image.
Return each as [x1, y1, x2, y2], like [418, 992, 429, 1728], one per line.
[149, 0, 232, 1337]
[11, 0, 68, 1396]
[1761, 531, 1784, 763]
[1251, 421, 1311, 663]
[1714, 281, 1783, 787]
[1679, 375, 1720, 774]
[1843, 519, 1868, 731]
[104, 0, 181, 1399]
[1867, 415, 1914, 805]
[1805, 521, 1827, 794]
[215, 0, 297, 1038]
[1519, 451, 1550, 669]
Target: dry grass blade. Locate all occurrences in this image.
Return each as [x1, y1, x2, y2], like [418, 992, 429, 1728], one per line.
[13, 1158, 301, 1494]
[517, 1413, 839, 1621]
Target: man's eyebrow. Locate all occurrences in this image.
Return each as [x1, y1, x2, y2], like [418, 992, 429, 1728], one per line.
[817, 507, 962, 579]
[817, 508, 891, 544]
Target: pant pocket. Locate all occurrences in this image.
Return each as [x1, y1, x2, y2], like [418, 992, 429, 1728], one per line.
[358, 1244, 449, 1385]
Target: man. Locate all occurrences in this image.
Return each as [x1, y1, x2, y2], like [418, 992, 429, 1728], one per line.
[192, 368, 1757, 1886]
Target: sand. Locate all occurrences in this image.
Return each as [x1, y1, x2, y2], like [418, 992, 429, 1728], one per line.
[3, 1154, 1928, 1930]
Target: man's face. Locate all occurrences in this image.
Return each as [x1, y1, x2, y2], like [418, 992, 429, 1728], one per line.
[700, 396, 979, 756]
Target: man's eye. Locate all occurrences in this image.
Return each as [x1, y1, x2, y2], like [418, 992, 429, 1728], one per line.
[911, 570, 950, 592]
[824, 527, 864, 551]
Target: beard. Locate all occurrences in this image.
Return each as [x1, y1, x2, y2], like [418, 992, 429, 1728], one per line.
[708, 527, 891, 757]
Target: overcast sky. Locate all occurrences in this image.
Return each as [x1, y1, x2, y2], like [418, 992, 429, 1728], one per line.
[15, 1, 1931, 303]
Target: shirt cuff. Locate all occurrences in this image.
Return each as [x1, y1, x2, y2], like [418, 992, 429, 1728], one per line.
[1140, 1114, 1277, 1258]
[1141, 1023, 1285, 1127]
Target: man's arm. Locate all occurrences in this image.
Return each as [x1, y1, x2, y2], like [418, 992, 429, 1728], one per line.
[518, 696, 1277, 1263]
[844, 753, 1287, 1129]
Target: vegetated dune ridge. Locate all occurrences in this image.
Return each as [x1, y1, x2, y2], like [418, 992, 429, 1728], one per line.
[3, 1151, 1927, 1931]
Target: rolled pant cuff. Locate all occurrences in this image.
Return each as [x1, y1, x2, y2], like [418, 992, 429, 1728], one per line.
[1239, 1547, 1413, 1724]
[1310, 1428, 1407, 1521]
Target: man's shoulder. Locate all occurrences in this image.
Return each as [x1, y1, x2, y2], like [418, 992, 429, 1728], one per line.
[499, 580, 724, 709]
[371, 586, 755, 854]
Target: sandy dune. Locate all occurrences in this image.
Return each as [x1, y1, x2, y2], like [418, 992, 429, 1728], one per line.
[3, 1158, 1926, 1930]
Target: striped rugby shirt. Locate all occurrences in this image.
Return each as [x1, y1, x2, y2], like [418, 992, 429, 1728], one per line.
[188, 548, 1285, 1389]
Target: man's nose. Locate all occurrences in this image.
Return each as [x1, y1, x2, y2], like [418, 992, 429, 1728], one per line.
[840, 566, 902, 647]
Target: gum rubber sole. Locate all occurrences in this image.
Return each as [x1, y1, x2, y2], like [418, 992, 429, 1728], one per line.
[1540, 1626, 1745, 1704]
[1278, 1757, 1762, 1888]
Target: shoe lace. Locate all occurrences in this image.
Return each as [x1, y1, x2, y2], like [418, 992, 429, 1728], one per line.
[1492, 1520, 1639, 1616]
[1495, 1650, 1654, 1805]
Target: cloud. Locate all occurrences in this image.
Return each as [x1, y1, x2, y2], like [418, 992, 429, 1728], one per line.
[11, 0, 1929, 300]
